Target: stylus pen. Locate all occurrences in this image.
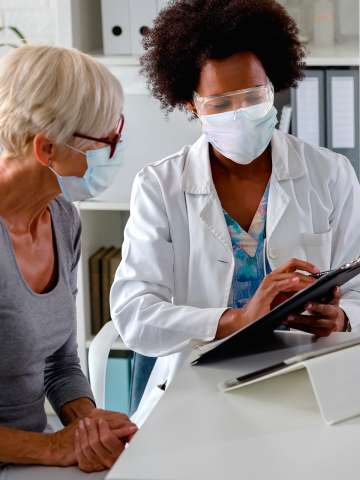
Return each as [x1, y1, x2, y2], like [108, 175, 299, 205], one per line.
[309, 270, 332, 279]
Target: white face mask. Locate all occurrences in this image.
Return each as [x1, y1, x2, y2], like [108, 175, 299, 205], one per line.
[49, 142, 123, 202]
[199, 103, 278, 164]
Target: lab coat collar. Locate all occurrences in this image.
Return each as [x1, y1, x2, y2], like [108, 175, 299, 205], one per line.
[181, 130, 306, 194]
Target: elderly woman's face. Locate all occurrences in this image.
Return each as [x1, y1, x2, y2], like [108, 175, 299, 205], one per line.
[49, 125, 120, 178]
[196, 51, 267, 98]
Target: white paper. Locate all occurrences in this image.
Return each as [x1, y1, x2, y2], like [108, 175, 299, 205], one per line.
[331, 76, 355, 149]
[296, 77, 320, 146]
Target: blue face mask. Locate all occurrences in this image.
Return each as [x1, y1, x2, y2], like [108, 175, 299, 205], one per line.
[49, 142, 123, 202]
[200, 103, 278, 165]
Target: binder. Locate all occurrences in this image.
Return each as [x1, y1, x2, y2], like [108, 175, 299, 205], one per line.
[101, 0, 131, 55]
[192, 257, 360, 365]
[129, 0, 157, 55]
[101, 246, 117, 326]
[109, 249, 122, 286]
[326, 69, 359, 176]
[278, 105, 292, 133]
[89, 247, 107, 335]
[291, 69, 326, 147]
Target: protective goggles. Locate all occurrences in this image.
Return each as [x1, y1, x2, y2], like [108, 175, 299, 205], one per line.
[193, 81, 274, 119]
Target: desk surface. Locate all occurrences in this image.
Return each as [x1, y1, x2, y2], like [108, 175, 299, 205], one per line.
[107, 332, 360, 480]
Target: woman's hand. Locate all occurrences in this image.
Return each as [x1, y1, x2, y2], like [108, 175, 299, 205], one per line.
[243, 258, 318, 323]
[50, 422, 79, 467]
[50, 410, 137, 471]
[75, 418, 138, 473]
[284, 287, 347, 336]
[216, 258, 319, 339]
[88, 409, 138, 443]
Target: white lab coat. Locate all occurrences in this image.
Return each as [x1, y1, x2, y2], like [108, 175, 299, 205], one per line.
[110, 130, 360, 421]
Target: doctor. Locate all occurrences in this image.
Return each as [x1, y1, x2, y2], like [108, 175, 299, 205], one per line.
[111, 0, 360, 417]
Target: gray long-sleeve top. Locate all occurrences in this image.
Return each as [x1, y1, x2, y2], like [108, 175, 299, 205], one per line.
[0, 195, 94, 432]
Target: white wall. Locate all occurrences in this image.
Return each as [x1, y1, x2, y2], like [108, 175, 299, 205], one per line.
[0, 0, 57, 48]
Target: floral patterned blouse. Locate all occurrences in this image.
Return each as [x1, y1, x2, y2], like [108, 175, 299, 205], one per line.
[224, 184, 271, 309]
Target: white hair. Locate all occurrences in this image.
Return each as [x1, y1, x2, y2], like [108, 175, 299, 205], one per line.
[0, 45, 124, 155]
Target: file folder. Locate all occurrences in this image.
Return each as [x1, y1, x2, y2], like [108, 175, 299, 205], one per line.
[291, 70, 326, 147]
[129, 0, 157, 55]
[101, 0, 131, 55]
[326, 69, 359, 177]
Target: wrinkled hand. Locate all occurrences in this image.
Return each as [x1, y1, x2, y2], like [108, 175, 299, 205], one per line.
[50, 422, 79, 467]
[75, 417, 137, 473]
[75, 417, 138, 473]
[284, 287, 347, 336]
[87, 409, 137, 442]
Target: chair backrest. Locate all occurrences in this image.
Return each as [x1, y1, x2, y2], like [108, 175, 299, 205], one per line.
[88, 321, 120, 408]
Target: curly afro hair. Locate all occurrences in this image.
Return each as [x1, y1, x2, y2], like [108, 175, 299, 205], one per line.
[140, 0, 306, 112]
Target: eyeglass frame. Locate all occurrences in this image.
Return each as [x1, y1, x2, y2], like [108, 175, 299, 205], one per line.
[73, 114, 125, 159]
[193, 81, 274, 113]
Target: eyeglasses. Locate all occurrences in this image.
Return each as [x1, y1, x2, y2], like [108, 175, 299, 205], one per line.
[193, 82, 274, 118]
[73, 114, 125, 159]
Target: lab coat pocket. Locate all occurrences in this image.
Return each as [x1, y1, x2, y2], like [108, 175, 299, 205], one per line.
[131, 385, 165, 429]
[301, 229, 332, 271]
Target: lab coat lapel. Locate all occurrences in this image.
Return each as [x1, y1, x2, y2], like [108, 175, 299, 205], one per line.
[267, 130, 306, 243]
[200, 193, 233, 254]
[181, 135, 233, 256]
[266, 179, 290, 242]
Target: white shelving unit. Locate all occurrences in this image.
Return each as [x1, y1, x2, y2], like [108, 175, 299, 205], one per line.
[55, 0, 359, 373]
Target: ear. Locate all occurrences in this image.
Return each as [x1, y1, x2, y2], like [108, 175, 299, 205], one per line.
[33, 133, 55, 167]
[185, 101, 198, 117]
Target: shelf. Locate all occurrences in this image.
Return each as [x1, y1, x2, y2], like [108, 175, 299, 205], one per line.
[90, 51, 141, 67]
[77, 201, 130, 211]
[305, 41, 359, 66]
[89, 40, 359, 69]
[86, 337, 131, 352]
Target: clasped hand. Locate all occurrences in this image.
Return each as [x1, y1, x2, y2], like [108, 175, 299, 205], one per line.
[53, 408, 138, 472]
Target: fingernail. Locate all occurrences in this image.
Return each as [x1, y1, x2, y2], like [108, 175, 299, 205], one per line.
[75, 429, 79, 437]
[288, 315, 294, 321]
[79, 420, 84, 429]
[307, 304, 312, 309]
[85, 418, 91, 427]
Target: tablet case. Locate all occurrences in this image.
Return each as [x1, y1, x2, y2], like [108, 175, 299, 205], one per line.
[192, 260, 360, 365]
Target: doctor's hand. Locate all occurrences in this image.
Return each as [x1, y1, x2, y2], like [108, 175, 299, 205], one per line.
[216, 259, 319, 339]
[75, 417, 138, 473]
[284, 287, 348, 336]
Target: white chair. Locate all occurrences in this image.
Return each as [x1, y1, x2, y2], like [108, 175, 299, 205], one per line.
[88, 321, 120, 409]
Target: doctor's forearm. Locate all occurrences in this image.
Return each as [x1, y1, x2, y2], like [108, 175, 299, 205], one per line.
[216, 309, 247, 339]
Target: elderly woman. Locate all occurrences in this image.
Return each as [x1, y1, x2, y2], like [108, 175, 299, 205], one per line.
[0, 45, 136, 478]
[111, 0, 360, 420]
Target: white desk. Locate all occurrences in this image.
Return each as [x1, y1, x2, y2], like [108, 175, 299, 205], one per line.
[107, 332, 360, 480]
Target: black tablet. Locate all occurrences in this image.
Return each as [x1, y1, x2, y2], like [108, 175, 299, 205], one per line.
[192, 259, 360, 365]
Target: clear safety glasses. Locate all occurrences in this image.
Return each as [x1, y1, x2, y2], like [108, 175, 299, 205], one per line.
[193, 81, 274, 119]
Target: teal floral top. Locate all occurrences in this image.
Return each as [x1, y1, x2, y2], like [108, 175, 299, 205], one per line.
[224, 184, 271, 309]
